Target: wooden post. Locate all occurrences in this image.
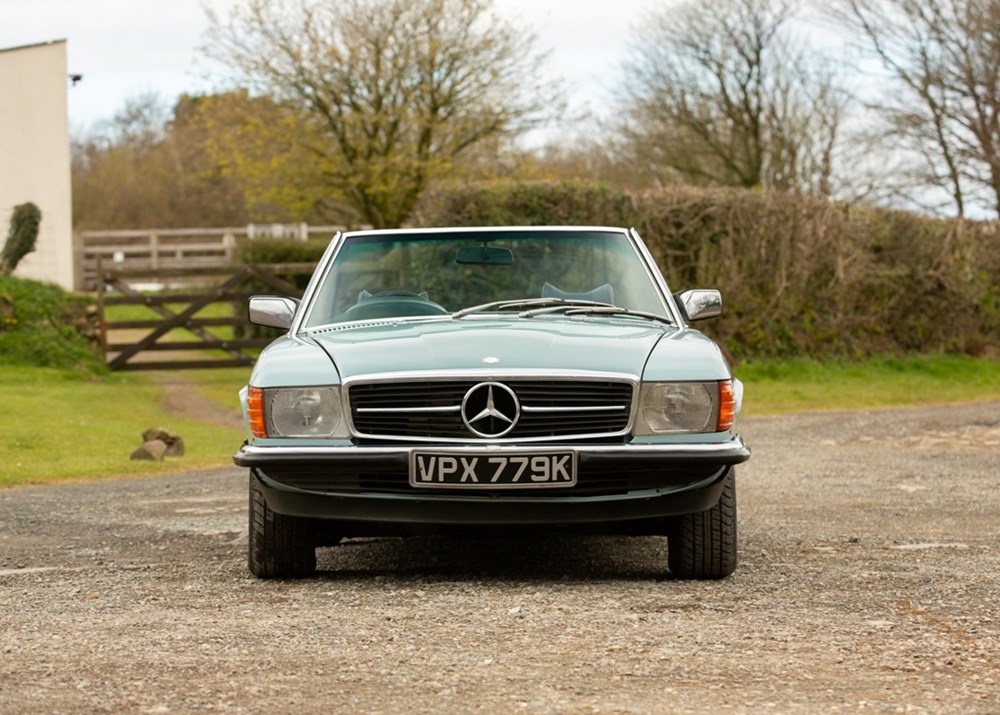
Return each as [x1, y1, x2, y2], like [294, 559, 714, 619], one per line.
[72, 232, 84, 291]
[223, 231, 236, 263]
[150, 232, 160, 271]
[95, 255, 108, 361]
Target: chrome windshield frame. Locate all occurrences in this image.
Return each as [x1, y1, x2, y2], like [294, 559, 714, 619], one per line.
[294, 227, 677, 332]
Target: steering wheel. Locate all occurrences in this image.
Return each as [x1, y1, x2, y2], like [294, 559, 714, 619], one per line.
[342, 290, 449, 321]
[372, 290, 424, 298]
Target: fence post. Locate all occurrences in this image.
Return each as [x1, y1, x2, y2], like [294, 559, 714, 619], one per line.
[150, 232, 160, 271]
[72, 232, 85, 291]
[223, 231, 236, 263]
[95, 255, 108, 360]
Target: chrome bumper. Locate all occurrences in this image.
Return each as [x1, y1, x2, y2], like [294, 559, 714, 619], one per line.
[233, 436, 750, 466]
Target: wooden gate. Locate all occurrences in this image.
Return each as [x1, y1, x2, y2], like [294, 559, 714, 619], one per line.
[97, 261, 316, 370]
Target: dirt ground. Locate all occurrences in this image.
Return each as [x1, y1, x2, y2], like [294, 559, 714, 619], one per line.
[1, 402, 998, 714]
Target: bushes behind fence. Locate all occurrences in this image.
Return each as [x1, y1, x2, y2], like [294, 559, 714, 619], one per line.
[420, 183, 999, 361]
[232, 183, 998, 360]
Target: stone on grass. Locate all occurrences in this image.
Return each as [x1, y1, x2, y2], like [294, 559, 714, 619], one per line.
[130, 439, 168, 461]
[142, 427, 185, 457]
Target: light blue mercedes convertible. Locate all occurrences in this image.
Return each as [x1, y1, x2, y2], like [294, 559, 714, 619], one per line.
[234, 227, 750, 579]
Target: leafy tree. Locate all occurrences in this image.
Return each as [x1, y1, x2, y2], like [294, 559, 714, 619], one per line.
[170, 91, 333, 222]
[71, 91, 326, 229]
[203, 0, 561, 228]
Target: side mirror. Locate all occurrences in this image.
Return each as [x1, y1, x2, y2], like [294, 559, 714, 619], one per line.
[249, 295, 299, 329]
[674, 289, 722, 322]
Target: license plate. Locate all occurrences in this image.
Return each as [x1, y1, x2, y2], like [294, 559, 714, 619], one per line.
[409, 451, 577, 489]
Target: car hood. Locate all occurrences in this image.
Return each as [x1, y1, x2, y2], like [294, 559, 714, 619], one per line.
[304, 317, 723, 381]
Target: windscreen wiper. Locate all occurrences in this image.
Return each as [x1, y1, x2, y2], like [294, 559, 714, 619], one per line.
[452, 297, 612, 318]
[521, 304, 674, 325]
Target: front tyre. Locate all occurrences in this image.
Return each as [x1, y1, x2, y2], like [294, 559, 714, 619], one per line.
[668, 468, 737, 579]
[248, 472, 316, 578]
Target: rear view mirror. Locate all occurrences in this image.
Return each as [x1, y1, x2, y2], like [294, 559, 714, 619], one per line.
[455, 246, 515, 265]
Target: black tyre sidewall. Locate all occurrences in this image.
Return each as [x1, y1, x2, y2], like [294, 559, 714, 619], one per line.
[668, 468, 738, 579]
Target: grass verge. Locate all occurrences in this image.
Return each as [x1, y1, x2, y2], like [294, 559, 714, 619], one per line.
[0, 355, 996, 489]
[737, 354, 999, 415]
[0, 366, 245, 489]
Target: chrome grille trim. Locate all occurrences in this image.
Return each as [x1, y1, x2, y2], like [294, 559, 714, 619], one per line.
[346, 372, 637, 443]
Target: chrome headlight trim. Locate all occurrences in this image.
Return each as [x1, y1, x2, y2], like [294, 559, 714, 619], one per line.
[635, 381, 720, 435]
[265, 386, 348, 439]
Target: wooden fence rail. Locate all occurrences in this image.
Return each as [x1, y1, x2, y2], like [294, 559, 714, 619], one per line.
[76, 224, 343, 291]
[97, 262, 316, 371]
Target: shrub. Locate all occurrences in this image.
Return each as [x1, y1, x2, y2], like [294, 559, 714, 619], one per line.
[1, 203, 42, 275]
[233, 237, 331, 338]
[236, 237, 330, 266]
[420, 182, 1000, 361]
[0, 276, 104, 372]
[417, 181, 638, 227]
[630, 189, 999, 360]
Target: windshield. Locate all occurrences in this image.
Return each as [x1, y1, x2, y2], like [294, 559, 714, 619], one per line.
[303, 229, 669, 327]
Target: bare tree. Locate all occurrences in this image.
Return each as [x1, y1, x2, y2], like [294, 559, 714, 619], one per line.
[839, 0, 1000, 217]
[617, 0, 849, 196]
[203, 0, 560, 228]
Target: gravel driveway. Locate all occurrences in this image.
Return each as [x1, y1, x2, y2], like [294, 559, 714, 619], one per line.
[1, 402, 998, 714]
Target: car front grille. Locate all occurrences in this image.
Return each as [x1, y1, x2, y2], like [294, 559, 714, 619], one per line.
[348, 379, 634, 442]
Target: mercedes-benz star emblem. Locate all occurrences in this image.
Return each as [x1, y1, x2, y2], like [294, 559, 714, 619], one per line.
[461, 382, 520, 438]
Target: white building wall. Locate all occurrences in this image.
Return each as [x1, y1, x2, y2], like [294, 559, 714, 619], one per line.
[0, 40, 73, 290]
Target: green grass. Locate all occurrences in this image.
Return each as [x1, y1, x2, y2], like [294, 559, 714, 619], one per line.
[1, 355, 997, 490]
[177, 367, 250, 408]
[0, 366, 245, 488]
[737, 354, 1000, 415]
[103, 300, 240, 343]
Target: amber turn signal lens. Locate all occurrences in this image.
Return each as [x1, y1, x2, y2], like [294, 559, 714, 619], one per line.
[718, 380, 736, 432]
[247, 387, 267, 438]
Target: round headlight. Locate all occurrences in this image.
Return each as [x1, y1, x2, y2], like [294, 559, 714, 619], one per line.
[268, 387, 344, 438]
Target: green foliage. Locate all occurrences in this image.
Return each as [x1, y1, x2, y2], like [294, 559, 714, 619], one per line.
[233, 237, 332, 338]
[422, 182, 1000, 360]
[236, 237, 330, 265]
[419, 181, 637, 227]
[0, 276, 105, 373]
[72, 91, 333, 231]
[1, 203, 42, 275]
[205, 0, 561, 229]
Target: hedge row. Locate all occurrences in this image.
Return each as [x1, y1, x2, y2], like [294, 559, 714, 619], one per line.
[239, 182, 1000, 361]
[423, 183, 999, 360]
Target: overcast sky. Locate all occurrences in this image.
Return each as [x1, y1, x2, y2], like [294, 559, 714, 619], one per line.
[1, 0, 653, 135]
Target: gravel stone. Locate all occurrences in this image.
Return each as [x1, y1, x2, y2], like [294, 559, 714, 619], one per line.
[1, 402, 998, 713]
